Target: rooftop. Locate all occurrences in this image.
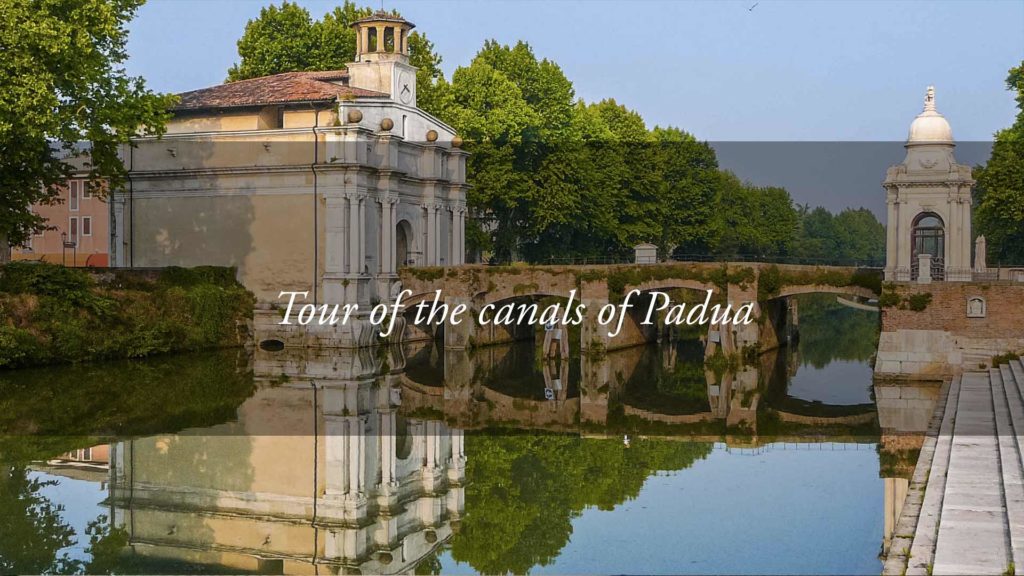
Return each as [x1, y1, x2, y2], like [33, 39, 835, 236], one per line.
[351, 10, 415, 28]
[173, 70, 388, 112]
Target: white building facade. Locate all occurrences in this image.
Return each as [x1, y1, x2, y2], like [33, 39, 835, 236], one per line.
[113, 13, 467, 328]
[883, 87, 975, 282]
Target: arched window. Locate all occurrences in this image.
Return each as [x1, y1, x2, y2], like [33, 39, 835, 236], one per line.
[911, 212, 945, 280]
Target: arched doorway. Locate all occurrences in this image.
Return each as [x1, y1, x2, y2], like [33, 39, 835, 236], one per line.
[911, 212, 944, 280]
[396, 219, 413, 269]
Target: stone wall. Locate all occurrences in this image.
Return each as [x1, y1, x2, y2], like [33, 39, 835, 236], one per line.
[876, 282, 1024, 377]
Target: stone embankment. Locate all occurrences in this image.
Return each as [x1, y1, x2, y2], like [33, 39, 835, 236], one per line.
[885, 359, 1024, 575]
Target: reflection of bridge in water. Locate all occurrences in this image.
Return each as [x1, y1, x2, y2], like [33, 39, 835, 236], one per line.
[74, 333, 941, 575]
[392, 338, 880, 442]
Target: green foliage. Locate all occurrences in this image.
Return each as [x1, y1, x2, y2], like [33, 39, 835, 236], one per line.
[756, 265, 881, 301]
[975, 61, 1024, 265]
[226, 2, 447, 117]
[879, 285, 902, 308]
[0, 466, 78, 574]
[706, 172, 799, 259]
[993, 352, 1021, 366]
[0, 264, 254, 369]
[157, 265, 239, 288]
[789, 206, 885, 265]
[0, 0, 176, 255]
[450, 433, 712, 574]
[907, 292, 932, 312]
[0, 350, 254, 452]
[793, 293, 879, 367]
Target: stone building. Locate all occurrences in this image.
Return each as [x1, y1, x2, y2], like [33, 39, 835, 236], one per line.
[113, 13, 467, 313]
[883, 86, 974, 282]
[12, 171, 110, 267]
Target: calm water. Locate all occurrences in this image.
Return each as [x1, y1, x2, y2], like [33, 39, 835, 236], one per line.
[0, 294, 937, 575]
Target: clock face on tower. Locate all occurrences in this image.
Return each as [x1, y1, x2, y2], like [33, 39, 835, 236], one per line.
[397, 70, 413, 105]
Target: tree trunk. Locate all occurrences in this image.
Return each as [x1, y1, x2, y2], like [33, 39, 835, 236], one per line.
[0, 233, 10, 264]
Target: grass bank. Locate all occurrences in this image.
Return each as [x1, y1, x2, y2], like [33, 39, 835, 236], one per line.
[0, 263, 255, 369]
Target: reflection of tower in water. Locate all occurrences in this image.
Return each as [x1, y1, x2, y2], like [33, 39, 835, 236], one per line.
[106, 346, 465, 575]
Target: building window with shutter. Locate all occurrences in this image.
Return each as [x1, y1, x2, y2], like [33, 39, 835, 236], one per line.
[69, 180, 80, 211]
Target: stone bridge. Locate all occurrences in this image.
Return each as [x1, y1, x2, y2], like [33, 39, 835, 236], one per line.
[398, 262, 881, 356]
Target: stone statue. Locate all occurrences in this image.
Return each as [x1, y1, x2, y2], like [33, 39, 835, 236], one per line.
[975, 235, 987, 272]
[925, 86, 935, 110]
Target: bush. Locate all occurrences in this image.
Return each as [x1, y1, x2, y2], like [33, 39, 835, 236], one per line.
[907, 292, 932, 312]
[0, 262, 93, 298]
[158, 266, 239, 288]
[0, 265, 254, 369]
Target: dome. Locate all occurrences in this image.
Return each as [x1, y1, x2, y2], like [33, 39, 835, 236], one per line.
[908, 86, 953, 144]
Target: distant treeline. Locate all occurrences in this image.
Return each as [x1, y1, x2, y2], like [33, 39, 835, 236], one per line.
[230, 2, 889, 264]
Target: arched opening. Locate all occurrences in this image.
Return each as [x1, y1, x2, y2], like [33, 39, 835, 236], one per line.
[396, 219, 413, 269]
[911, 212, 945, 280]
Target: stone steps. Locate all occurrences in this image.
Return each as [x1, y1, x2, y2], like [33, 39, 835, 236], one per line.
[906, 375, 961, 575]
[1002, 361, 1024, 564]
[931, 371, 1011, 574]
[897, 363, 1024, 575]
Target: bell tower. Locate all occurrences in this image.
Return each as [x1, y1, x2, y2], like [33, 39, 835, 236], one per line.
[346, 12, 417, 107]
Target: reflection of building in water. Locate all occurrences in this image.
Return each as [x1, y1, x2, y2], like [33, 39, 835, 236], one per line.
[31, 444, 111, 484]
[107, 348, 464, 575]
[874, 380, 942, 557]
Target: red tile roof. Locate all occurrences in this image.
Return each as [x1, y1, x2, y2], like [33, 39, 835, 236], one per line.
[173, 70, 388, 111]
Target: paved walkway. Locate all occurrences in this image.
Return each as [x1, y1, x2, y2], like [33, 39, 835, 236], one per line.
[899, 359, 1024, 575]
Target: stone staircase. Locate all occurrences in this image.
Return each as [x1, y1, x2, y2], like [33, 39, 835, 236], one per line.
[903, 359, 1024, 575]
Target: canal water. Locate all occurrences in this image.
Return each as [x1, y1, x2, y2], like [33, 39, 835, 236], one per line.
[0, 294, 938, 575]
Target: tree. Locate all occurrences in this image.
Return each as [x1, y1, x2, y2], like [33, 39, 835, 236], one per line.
[832, 208, 884, 264]
[0, 465, 79, 574]
[975, 61, 1024, 264]
[227, 2, 318, 82]
[0, 0, 176, 262]
[708, 172, 799, 258]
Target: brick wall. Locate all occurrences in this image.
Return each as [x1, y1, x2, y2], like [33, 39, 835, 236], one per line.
[881, 282, 1024, 340]
[876, 281, 1024, 377]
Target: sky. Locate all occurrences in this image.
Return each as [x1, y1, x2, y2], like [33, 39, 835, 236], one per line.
[124, 0, 1024, 214]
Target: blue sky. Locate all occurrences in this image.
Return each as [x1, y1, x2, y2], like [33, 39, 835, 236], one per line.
[126, 0, 1023, 141]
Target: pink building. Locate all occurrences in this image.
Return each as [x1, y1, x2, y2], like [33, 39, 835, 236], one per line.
[13, 176, 110, 267]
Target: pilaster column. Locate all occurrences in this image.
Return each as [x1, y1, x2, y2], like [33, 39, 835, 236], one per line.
[376, 26, 385, 52]
[347, 193, 360, 275]
[380, 410, 396, 486]
[348, 415, 366, 495]
[885, 195, 897, 277]
[456, 207, 466, 265]
[380, 198, 392, 274]
[434, 204, 443, 265]
[425, 203, 437, 265]
[358, 196, 366, 273]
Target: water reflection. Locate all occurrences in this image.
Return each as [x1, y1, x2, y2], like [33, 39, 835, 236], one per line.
[0, 295, 943, 574]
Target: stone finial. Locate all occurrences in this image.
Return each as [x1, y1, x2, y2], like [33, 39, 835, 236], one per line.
[924, 86, 936, 112]
[451, 135, 463, 148]
[347, 108, 363, 123]
[380, 117, 394, 131]
[425, 129, 438, 142]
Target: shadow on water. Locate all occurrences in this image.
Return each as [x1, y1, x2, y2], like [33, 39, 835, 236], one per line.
[0, 294, 942, 575]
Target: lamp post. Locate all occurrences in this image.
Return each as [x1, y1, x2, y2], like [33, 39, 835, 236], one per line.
[61, 232, 77, 267]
